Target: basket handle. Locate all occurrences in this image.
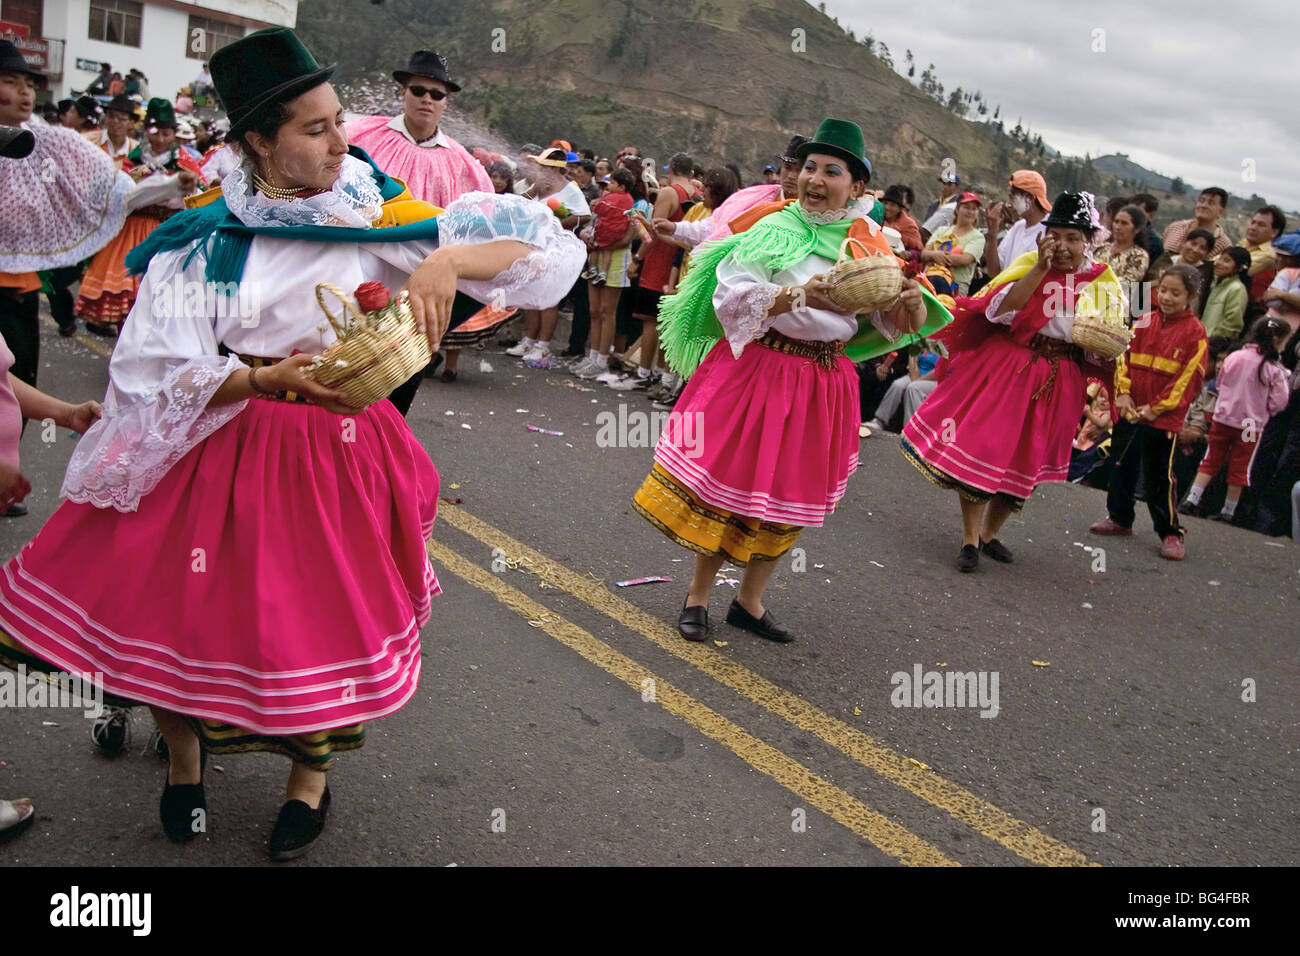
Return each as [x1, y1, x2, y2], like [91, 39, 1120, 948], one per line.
[837, 235, 876, 262]
[314, 282, 366, 338]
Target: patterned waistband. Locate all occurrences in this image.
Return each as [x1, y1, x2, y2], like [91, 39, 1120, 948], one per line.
[1027, 333, 1080, 360]
[757, 330, 847, 369]
[217, 344, 312, 404]
[136, 205, 181, 222]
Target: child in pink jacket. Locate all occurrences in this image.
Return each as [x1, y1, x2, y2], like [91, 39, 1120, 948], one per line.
[1181, 317, 1291, 521]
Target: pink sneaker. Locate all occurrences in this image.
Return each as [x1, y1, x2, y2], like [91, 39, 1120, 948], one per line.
[1159, 535, 1186, 560]
[1088, 517, 1133, 536]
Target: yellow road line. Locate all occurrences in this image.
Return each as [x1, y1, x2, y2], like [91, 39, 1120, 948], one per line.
[428, 538, 956, 867]
[40, 316, 114, 359]
[438, 504, 1094, 867]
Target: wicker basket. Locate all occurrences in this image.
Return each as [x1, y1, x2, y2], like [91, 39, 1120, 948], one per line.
[303, 283, 432, 408]
[1071, 314, 1132, 360]
[825, 236, 904, 313]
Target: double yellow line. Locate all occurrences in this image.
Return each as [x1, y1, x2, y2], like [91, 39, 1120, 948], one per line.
[434, 504, 1095, 867]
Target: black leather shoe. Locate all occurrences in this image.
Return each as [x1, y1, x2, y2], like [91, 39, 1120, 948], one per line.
[725, 599, 794, 643]
[979, 538, 1014, 563]
[269, 787, 331, 862]
[957, 544, 980, 573]
[678, 603, 709, 642]
[159, 751, 206, 843]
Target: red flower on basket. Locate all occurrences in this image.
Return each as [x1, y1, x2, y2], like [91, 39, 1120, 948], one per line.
[354, 281, 391, 313]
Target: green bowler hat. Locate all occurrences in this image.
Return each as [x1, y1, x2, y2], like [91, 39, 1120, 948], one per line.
[211, 27, 335, 141]
[144, 97, 177, 129]
[797, 118, 872, 183]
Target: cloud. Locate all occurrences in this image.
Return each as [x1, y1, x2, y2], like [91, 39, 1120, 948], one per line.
[826, 0, 1299, 213]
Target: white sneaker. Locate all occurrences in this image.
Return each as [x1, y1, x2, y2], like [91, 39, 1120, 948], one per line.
[608, 375, 650, 391]
[505, 340, 532, 357]
[577, 363, 609, 380]
[522, 346, 550, 363]
[595, 371, 622, 384]
[569, 358, 597, 376]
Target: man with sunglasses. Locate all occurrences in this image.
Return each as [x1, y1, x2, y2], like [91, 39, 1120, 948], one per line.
[346, 49, 491, 210]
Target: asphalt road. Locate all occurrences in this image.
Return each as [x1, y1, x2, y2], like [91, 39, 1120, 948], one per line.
[1, 306, 1296, 867]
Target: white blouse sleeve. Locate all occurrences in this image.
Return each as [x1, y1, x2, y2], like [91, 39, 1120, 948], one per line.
[672, 217, 711, 249]
[363, 191, 585, 310]
[61, 243, 249, 512]
[713, 248, 782, 357]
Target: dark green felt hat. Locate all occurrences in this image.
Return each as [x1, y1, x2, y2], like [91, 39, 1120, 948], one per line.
[797, 117, 872, 183]
[144, 97, 176, 129]
[211, 27, 335, 141]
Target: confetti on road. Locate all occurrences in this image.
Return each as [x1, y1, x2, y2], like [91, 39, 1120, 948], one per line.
[713, 640, 728, 648]
[907, 758, 930, 771]
[1032, 660, 1051, 667]
[461, 423, 472, 430]
[614, 576, 673, 587]
[478, 360, 494, 373]
[853, 706, 861, 716]
[526, 425, 564, 437]
[1081, 602, 1093, 609]
[870, 560, 885, 568]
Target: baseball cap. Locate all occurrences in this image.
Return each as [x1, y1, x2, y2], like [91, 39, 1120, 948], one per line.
[1009, 170, 1051, 212]
[940, 171, 961, 184]
[763, 164, 777, 173]
[1272, 232, 1300, 257]
[564, 151, 580, 163]
[527, 147, 569, 168]
[956, 191, 981, 205]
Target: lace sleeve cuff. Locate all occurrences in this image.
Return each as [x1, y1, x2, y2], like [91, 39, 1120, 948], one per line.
[437, 191, 587, 310]
[61, 355, 248, 512]
[716, 280, 782, 358]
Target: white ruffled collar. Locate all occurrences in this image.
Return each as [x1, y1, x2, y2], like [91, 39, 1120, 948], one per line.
[221, 154, 385, 229]
[793, 198, 878, 230]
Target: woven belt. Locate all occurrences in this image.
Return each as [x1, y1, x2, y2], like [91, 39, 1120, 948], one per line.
[757, 330, 847, 370]
[1023, 334, 1083, 402]
[218, 344, 312, 404]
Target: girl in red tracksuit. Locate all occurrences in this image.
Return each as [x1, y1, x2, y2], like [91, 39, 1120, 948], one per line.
[1090, 264, 1208, 560]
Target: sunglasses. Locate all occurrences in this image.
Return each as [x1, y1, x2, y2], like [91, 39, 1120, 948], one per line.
[406, 85, 448, 101]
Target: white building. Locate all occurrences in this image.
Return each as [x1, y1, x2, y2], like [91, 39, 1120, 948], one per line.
[1, 0, 299, 103]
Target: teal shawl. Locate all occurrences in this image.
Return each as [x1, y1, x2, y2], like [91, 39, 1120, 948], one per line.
[659, 202, 952, 376]
[124, 147, 441, 289]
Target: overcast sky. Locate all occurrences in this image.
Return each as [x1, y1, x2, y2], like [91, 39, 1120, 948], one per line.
[824, 0, 1299, 215]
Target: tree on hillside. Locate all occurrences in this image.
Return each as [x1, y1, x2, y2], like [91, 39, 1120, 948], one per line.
[947, 87, 967, 117]
[993, 105, 1000, 120]
[877, 42, 893, 69]
[1170, 176, 1187, 195]
[905, 49, 915, 78]
[862, 34, 875, 54]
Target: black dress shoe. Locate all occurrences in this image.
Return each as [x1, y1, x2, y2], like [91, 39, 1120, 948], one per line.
[678, 603, 709, 642]
[269, 787, 330, 862]
[725, 599, 794, 643]
[159, 752, 206, 843]
[58, 321, 77, 338]
[979, 538, 1014, 563]
[956, 544, 980, 573]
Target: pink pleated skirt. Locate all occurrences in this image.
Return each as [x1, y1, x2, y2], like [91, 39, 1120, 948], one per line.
[0, 397, 440, 737]
[901, 332, 1085, 500]
[653, 338, 860, 526]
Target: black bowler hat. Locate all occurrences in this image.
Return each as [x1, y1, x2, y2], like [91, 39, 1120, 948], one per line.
[1042, 191, 1100, 234]
[104, 93, 137, 116]
[74, 95, 103, 121]
[0, 39, 42, 81]
[0, 124, 35, 159]
[393, 50, 461, 92]
[211, 27, 335, 141]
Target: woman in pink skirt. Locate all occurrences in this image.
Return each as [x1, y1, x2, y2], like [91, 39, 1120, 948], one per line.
[0, 28, 582, 859]
[901, 191, 1125, 572]
[636, 119, 938, 644]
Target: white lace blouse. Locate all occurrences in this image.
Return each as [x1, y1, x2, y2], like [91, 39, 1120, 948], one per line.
[711, 201, 898, 356]
[61, 156, 584, 512]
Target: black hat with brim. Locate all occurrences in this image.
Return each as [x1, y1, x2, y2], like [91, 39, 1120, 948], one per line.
[104, 93, 137, 116]
[0, 124, 35, 159]
[0, 39, 42, 82]
[1041, 191, 1099, 234]
[212, 27, 335, 142]
[796, 118, 872, 183]
[393, 50, 461, 92]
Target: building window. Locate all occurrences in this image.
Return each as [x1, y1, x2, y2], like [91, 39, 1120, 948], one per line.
[88, 0, 142, 48]
[186, 15, 243, 60]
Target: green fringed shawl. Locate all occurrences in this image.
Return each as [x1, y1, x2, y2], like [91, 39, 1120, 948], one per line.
[658, 202, 951, 376]
[124, 147, 441, 291]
